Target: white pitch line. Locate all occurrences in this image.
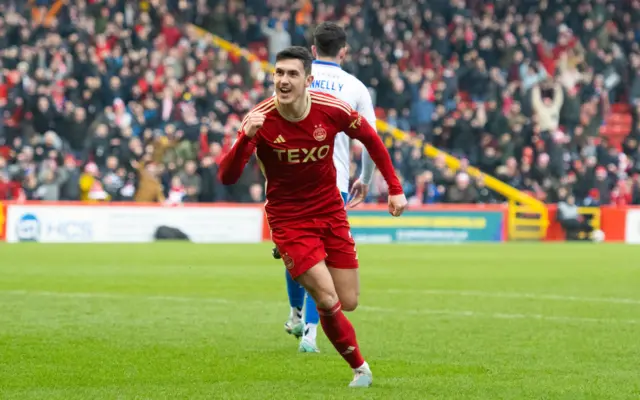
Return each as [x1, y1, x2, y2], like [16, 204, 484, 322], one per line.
[1, 290, 639, 325]
[379, 289, 640, 305]
[359, 305, 640, 325]
[0, 290, 234, 304]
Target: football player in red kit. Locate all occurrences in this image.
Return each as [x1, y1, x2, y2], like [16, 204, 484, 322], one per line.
[218, 46, 407, 387]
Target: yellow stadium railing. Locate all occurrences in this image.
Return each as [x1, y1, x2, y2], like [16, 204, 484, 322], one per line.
[509, 200, 548, 240]
[577, 207, 601, 239]
[190, 25, 549, 239]
[578, 207, 601, 230]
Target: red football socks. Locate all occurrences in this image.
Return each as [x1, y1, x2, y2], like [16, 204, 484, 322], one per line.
[318, 301, 365, 369]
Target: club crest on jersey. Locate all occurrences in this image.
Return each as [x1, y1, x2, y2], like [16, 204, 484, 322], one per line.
[283, 253, 295, 270]
[313, 124, 327, 141]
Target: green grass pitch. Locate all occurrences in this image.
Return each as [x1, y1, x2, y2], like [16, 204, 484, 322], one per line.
[1, 243, 639, 399]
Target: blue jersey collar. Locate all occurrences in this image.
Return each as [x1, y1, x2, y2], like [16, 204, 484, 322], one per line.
[313, 60, 342, 69]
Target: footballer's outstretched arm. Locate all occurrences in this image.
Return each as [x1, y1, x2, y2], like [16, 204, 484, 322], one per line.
[340, 110, 403, 196]
[218, 132, 257, 185]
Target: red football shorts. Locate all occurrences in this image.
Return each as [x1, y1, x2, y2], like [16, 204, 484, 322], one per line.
[271, 218, 359, 279]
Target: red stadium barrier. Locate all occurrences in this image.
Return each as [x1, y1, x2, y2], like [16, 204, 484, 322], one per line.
[600, 207, 631, 242]
[545, 204, 639, 242]
[544, 206, 566, 241]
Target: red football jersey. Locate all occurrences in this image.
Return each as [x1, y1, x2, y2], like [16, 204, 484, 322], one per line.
[219, 91, 403, 227]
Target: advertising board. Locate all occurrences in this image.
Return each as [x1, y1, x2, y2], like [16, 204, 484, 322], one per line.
[348, 208, 506, 243]
[624, 209, 640, 244]
[5, 204, 264, 243]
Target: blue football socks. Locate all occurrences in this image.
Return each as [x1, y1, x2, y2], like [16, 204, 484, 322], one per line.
[285, 269, 305, 309]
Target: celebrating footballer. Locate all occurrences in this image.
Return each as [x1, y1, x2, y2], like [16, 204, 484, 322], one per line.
[218, 45, 407, 388]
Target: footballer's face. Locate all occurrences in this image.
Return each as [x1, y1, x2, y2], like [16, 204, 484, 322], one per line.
[274, 59, 313, 104]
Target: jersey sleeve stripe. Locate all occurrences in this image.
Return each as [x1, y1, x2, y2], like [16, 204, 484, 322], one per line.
[242, 98, 276, 124]
[309, 90, 347, 101]
[241, 106, 275, 132]
[255, 96, 277, 109]
[241, 103, 276, 125]
[311, 98, 352, 116]
[310, 92, 352, 111]
[241, 101, 276, 132]
[241, 106, 270, 128]
[310, 92, 351, 107]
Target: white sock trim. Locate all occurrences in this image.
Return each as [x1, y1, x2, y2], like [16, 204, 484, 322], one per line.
[290, 307, 303, 322]
[354, 361, 369, 371]
[303, 323, 318, 341]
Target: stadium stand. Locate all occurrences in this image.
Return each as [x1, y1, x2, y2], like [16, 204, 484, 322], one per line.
[0, 0, 639, 209]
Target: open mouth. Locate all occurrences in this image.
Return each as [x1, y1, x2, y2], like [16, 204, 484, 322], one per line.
[279, 87, 291, 94]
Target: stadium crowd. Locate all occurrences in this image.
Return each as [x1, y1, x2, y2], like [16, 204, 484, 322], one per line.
[0, 0, 639, 206]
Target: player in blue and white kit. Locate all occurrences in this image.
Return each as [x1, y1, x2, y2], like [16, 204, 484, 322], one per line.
[274, 22, 377, 353]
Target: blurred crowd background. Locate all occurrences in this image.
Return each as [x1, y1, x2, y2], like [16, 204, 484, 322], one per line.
[0, 0, 639, 206]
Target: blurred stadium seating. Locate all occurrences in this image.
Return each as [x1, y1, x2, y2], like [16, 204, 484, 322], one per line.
[0, 0, 638, 208]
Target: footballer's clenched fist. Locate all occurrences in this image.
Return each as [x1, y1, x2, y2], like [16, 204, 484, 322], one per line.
[244, 113, 266, 137]
[388, 193, 407, 217]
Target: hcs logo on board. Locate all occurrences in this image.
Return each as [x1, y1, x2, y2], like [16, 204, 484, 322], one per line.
[16, 213, 41, 242]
